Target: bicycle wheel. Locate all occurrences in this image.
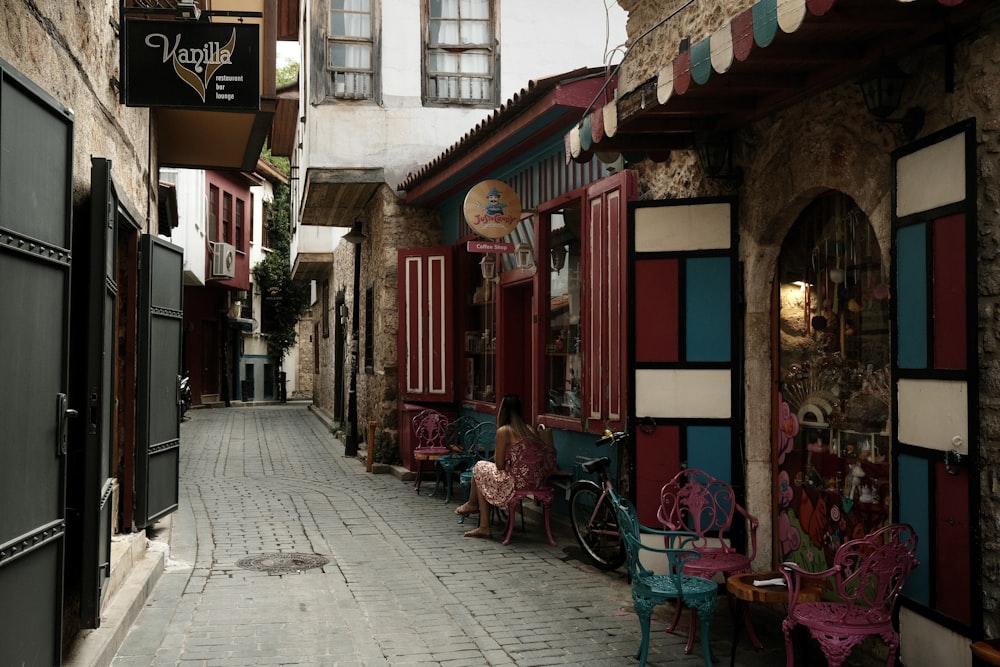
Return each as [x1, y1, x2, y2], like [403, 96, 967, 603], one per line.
[569, 481, 625, 570]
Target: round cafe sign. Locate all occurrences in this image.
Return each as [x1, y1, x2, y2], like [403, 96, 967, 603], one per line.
[463, 180, 522, 239]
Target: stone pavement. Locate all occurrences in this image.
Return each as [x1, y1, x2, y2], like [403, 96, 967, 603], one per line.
[98, 403, 871, 667]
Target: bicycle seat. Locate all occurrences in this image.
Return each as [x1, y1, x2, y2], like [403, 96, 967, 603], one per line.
[581, 457, 610, 474]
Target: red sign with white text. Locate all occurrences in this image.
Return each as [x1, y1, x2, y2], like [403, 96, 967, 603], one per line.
[467, 240, 514, 253]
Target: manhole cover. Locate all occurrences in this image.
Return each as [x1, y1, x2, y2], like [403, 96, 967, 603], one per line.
[236, 552, 330, 573]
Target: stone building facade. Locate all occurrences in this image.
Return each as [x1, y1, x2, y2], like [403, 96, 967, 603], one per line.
[581, 0, 1000, 662]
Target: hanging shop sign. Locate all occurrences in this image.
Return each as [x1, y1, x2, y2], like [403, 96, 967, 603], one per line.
[463, 180, 522, 239]
[122, 19, 260, 112]
[467, 240, 514, 253]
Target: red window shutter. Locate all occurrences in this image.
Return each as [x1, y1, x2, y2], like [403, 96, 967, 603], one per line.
[397, 246, 455, 402]
[583, 171, 636, 432]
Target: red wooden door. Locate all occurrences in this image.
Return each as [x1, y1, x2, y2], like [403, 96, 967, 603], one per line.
[398, 246, 455, 403]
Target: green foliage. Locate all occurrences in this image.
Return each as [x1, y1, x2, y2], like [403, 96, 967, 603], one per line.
[277, 60, 299, 86]
[253, 180, 310, 364]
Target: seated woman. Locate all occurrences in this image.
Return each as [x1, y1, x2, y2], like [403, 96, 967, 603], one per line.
[454, 394, 556, 538]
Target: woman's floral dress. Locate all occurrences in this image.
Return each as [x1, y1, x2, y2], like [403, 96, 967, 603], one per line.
[472, 436, 556, 506]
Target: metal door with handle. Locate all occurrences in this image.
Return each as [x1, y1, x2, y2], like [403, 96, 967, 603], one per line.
[135, 234, 183, 528]
[0, 58, 74, 665]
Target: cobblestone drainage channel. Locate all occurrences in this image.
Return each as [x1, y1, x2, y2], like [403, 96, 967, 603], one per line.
[236, 552, 330, 574]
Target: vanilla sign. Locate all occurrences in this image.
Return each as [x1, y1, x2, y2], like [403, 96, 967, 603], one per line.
[123, 19, 260, 112]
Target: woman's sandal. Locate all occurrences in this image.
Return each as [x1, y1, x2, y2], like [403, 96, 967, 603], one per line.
[463, 527, 492, 539]
[454, 503, 476, 516]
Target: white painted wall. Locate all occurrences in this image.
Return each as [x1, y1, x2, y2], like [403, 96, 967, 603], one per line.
[160, 167, 209, 285]
[297, 0, 627, 191]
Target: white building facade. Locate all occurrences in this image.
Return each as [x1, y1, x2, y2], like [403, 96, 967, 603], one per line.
[281, 0, 628, 450]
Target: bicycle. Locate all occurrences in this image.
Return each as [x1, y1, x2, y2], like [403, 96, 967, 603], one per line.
[569, 429, 628, 570]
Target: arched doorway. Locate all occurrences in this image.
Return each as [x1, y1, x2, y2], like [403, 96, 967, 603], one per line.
[775, 191, 890, 569]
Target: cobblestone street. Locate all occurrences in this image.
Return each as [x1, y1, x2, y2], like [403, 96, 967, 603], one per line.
[107, 403, 845, 666]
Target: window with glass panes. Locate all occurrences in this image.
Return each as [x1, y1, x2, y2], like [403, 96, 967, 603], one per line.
[543, 202, 583, 418]
[425, 0, 495, 105]
[235, 198, 245, 251]
[222, 192, 232, 243]
[329, 0, 374, 99]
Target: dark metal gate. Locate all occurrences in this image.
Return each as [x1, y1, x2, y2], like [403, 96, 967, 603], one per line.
[0, 58, 75, 665]
[135, 235, 183, 528]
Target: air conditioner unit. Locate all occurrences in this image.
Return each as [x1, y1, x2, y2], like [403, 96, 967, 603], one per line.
[211, 242, 236, 279]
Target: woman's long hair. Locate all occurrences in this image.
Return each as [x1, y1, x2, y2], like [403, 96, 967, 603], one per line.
[497, 394, 536, 441]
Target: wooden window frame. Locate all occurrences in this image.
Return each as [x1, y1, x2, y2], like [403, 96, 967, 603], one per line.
[327, 0, 378, 100]
[421, 0, 498, 107]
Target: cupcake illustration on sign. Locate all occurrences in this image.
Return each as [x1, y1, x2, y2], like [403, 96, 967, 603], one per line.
[463, 180, 522, 239]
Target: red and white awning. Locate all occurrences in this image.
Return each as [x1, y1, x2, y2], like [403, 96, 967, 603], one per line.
[567, 0, 987, 163]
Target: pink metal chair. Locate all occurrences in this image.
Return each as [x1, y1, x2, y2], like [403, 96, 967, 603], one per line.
[501, 438, 556, 546]
[780, 522, 919, 667]
[658, 468, 760, 655]
[411, 409, 450, 494]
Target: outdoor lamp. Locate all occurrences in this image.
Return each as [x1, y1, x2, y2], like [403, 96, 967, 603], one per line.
[343, 219, 365, 245]
[550, 245, 567, 274]
[858, 60, 924, 141]
[480, 254, 498, 282]
[515, 242, 533, 270]
[695, 131, 742, 190]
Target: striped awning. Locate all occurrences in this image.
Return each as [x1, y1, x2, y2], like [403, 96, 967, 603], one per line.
[567, 0, 988, 164]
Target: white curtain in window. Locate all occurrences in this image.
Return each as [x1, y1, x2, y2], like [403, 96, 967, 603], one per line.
[461, 0, 488, 19]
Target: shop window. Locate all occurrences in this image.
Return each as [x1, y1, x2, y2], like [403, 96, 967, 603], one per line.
[776, 191, 890, 572]
[423, 0, 496, 106]
[328, 0, 376, 99]
[462, 251, 496, 402]
[543, 202, 582, 418]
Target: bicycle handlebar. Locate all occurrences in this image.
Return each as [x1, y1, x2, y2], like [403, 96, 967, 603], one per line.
[595, 430, 628, 447]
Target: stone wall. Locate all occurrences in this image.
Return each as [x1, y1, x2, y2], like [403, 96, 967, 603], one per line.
[313, 185, 442, 459]
[620, 4, 1000, 634]
[292, 307, 315, 399]
[355, 186, 442, 461]
[1, 0, 155, 225]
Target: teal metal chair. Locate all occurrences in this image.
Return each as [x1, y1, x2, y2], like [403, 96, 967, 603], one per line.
[609, 488, 718, 667]
[431, 415, 478, 502]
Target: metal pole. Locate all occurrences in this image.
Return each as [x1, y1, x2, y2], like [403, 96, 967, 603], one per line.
[345, 240, 361, 456]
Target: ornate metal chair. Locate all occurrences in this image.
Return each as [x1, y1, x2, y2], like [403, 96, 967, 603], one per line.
[457, 422, 501, 524]
[500, 438, 557, 546]
[430, 415, 478, 502]
[609, 488, 718, 667]
[780, 522, 919, 667]
[411, 409, 450, 494]
[658, 468, 760, 655]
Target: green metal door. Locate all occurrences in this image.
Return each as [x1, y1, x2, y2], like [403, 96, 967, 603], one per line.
[135, 235, 183, 528]
[0, 59, 74, 664]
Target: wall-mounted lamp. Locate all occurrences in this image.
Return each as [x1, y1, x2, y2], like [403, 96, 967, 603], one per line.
[550, 245, 567, 274]
[343, 219, 365, 245]
[515, 242, 533, 270]
[480, 254, 499, 283]
[695, 132, 742, 190]
[858, 60, 924, 142]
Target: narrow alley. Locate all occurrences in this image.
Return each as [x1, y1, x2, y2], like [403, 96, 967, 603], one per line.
[102, 404, 851, 666]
